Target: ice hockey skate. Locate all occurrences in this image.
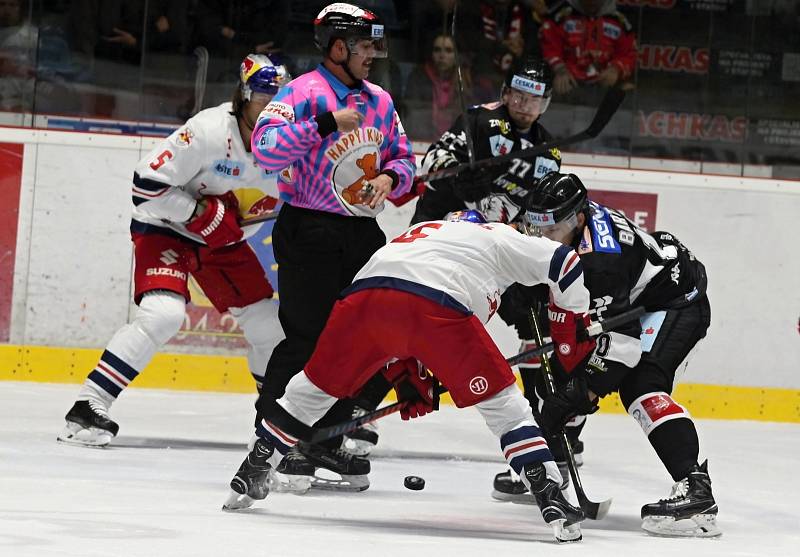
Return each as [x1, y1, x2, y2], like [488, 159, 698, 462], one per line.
[268, 446, 315, 494]
[57, 399, 119, 448]
[523, 462, 584, 543]
[492, 461, 570, 504]
[223, 437, 276, 511]
[640, 460, 721, 538]
[342, 407, 379, 456]
[297, 441, 370, 492]
[492, 468, 534, 504]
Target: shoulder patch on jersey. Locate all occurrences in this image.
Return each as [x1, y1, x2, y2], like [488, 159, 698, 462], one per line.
[589, 204, 621, 254]
[175, 127, 194, 148]
[549, 147, 562, 160]
[261, 101, 295, 123]
[259, 128, 278, 149]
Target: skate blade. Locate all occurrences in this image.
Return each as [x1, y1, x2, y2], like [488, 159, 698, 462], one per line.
[310, 474, 370, 492]
[491, 489, 537, 505]
[222, 490, 256, 511]
[641, 514, 722, 538]
[341, 438, 375, 457]
[268, 470, 312, 494]
[551, 519, 582, 543]
[57, 423, 113, 448]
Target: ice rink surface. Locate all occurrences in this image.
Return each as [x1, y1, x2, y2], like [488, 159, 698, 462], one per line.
[1, 381, 798, 557]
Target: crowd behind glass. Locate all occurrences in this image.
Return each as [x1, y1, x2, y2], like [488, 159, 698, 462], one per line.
[1, 0, 798, 177]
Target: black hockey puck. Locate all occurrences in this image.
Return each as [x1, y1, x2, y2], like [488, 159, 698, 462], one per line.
[404, 475, 425, 490]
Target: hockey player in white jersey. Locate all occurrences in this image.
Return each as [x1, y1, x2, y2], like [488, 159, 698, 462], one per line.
[224, 210, 596, 543]
[58, 54, 291, 448]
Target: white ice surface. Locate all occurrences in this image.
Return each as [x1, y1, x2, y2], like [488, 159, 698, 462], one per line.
[1, 381, 798, 557]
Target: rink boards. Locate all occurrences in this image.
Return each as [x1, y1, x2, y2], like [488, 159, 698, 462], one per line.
[1, 127, 799, 423]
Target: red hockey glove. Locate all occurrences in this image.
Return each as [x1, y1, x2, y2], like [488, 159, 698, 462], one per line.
[547, 303, 596, 374]
[185, 194, 243, 249]
[383, 358, 440, 421]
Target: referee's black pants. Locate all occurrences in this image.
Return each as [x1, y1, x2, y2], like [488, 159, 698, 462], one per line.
[259, 203, 386, 447]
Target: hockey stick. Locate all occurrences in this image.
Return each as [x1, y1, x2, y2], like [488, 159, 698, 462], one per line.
[451, 0, 477, 166]
[307, 306, 644, 445]
[240, 211, 280, 227]
[417, 86, 626, 184]
[528, 306, 613, 521]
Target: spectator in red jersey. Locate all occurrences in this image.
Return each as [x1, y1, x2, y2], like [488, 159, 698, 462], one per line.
[539, 0, 636, 96]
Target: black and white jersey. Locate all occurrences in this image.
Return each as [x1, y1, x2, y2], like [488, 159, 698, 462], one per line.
[499, 201, 706, 370]
[569, 201, 707, 368]
[412, 102, 561, 224]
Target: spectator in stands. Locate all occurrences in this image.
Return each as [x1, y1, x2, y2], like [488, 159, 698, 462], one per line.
[539, 0, 636, 96]
[403, 33, 472, 142]
[0, 0, 35, 110]
[412, 0, 456, 61]
[472, 0, 540, 102]
[69, 0, 188, 65]
[194, 0, 289, 61]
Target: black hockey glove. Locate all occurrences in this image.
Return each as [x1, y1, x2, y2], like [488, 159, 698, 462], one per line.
[452, 165, 494, 203]
[539, 373, 599, 438]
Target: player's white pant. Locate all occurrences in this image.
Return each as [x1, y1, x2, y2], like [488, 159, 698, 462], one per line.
[78, 291, 282, 406]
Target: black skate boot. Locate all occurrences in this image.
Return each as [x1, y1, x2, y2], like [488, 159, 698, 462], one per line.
[640, 460, 721, 537]
[57, 400, 119, 448]
[492, 469, 535, 504]
[269, 446, 316, 494]
[223, 437, 275, 511]
[342, 405, 379, 456]
[524, 462, 584, 543]
[297, 441, 370, 492]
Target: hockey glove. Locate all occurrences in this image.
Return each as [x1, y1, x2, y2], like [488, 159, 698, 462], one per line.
[453, 165, 494, 203]
[517, 339, 543, 380]
[383, 358, 440, 421]
[539, 373, 599, 438]
[547, 303, 596, 374]
[185, 194, 243, 250]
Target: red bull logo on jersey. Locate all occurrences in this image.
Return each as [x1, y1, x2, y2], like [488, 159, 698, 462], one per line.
[176, 128, 194, 148]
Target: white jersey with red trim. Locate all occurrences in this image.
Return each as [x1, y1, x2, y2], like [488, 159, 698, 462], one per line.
[352, 220, 589, 324]
[131, 102, 283, 242]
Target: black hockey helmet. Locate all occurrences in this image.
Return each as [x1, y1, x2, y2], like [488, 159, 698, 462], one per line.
[521, 172, 589, 239]
[314, 3, 388, 58]
[504, 57, 554, 98]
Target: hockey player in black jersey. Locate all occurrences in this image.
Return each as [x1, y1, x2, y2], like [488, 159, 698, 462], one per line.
[495, 172, 720, 538]
[411, 57, 562, 225]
